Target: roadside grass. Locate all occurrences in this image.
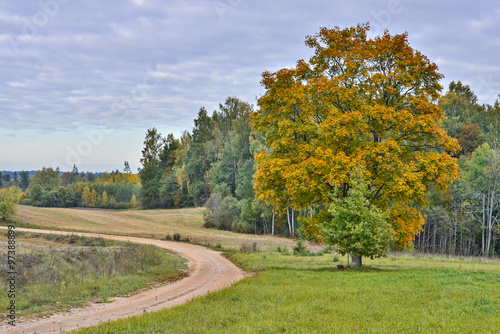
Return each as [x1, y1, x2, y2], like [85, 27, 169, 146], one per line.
[73, 250, 500, 334]
[0, 232, 187, 320]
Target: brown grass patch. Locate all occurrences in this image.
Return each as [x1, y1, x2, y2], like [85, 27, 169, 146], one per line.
[12, 206, 320, 251]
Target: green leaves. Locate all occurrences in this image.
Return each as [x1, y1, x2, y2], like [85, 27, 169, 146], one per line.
[0, 189, 17, 220]
[320, 167, 395, 259]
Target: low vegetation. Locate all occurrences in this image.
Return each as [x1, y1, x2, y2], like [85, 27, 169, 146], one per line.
[73, 249, 500, 333]
[0, 232, 187, 320]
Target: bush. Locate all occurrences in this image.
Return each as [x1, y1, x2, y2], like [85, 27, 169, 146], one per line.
[293, 239, 308, 256]
[0, 189, 17, 219]
[204, 193, 238, 230]
[173, 233, 181, 241]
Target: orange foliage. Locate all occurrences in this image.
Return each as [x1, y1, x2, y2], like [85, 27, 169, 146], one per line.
[96, 171, 140, 184]
[252, 24, 459, 249]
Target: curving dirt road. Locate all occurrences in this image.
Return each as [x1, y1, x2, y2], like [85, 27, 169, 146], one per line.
[0, 227, 247, 333]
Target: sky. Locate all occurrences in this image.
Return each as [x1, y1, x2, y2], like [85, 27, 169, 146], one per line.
[1, 0, 500, 172]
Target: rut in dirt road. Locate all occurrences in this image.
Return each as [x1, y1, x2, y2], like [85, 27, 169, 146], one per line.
[0, 227, 247, 334]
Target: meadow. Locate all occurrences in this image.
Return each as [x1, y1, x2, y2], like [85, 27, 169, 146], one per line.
[73, 250, 500, 334]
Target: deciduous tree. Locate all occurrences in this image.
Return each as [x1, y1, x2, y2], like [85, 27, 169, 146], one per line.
[320, 167, 394, 267]
[0, 189, 17, 219]
[252, 24, 459, 263]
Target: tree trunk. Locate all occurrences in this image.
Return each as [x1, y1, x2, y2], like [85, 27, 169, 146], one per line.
[286, 208, 292, 236]
[351, 255, 362, 268]
[271, 211, 275, 236]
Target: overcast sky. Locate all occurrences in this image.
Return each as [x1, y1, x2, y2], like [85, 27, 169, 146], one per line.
[1, 0, 500, 172]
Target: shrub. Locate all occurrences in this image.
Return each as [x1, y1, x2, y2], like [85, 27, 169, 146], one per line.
[293, 239, 308, 256]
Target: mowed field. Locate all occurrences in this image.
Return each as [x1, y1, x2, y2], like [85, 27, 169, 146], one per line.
[13, 205, 310, 251]
[9, 206, 500, 333]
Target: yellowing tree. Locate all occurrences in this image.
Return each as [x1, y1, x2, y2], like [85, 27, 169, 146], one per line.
[101, 191, 109, 208]
[90, 189, 97, 208]
[82, 187, 92, 208]
[252, 24, 459, 264]
[130, 194, 138, 207]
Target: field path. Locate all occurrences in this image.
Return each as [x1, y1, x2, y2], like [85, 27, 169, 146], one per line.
[0, 227, 247, 333]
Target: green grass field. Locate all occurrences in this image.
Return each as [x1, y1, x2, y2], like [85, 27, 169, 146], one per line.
[73, 250, 500, 334]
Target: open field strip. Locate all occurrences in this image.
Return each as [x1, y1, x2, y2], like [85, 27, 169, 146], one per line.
[12, 206, 316, 251]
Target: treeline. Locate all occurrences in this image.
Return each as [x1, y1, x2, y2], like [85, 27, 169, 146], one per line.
[417, 81, 500, 256]
[1, 166, 140, 209]
[139, 97, 293, 234]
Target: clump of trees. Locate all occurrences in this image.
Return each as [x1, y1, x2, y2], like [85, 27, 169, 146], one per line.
[138, 97, 277, 234]
[3, 166, 140, 209]
[135, 25, 500, 259]
[417, 82, 500, 257]
[0, 188, 17, 220]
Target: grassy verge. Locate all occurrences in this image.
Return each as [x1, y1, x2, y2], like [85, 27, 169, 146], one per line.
[0, 232, 187, 320]
[73, 249, 500, 334]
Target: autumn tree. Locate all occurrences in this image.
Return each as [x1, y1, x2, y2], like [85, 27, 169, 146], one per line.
[101, 190, 109, 208]
[457, 123, 483, 156]
[252, 24, 459, 265]
[82, 186, 92, 208]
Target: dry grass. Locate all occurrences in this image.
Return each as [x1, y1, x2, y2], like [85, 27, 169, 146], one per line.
[12, 206, 318, 251]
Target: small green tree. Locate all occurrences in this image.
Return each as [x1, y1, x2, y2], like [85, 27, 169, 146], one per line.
[0, 189, 17, 220]
[320, 167, 395, 268]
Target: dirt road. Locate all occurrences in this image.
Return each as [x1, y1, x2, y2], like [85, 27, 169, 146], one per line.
[0, 227, 247, 333]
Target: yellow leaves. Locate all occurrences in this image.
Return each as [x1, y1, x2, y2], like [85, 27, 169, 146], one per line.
[253, 24, 459, 247]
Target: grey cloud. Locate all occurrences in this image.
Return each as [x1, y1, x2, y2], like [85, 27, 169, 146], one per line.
[1, 0, 500, 136]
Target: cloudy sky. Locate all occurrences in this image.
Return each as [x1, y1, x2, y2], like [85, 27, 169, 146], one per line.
[1, 0, 500, 172]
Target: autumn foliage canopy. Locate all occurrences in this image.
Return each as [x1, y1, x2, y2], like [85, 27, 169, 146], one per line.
[252, 24, 459, 250]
